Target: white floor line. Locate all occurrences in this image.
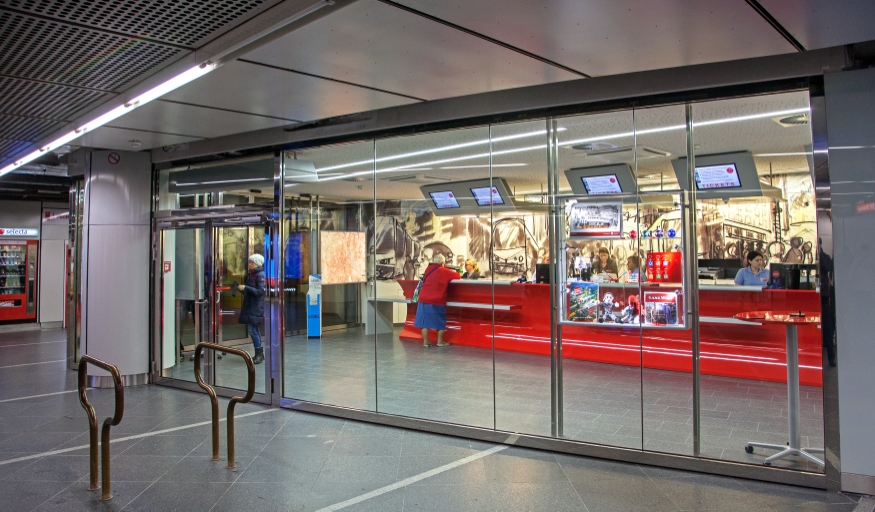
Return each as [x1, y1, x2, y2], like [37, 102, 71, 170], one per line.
[314, 444, 509, 512]
[0, 389, 84, 403]
[854, 496, 875, 512]
[0, 359, 67, 369]
[0, 340, 65, 348]
[0, 408, 275, 466]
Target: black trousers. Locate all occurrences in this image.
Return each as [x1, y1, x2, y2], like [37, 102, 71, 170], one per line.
[821, 298, 836, 364]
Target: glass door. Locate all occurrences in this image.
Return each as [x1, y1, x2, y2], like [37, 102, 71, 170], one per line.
[156, 210, 272, 403]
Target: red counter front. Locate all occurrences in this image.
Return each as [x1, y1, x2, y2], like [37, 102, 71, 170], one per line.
[397, 281, 823, 386]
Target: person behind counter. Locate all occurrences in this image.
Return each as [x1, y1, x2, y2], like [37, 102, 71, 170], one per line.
[462, 258, 481, 280]
[592, 247, 619, 278]
[734, 250, 769, 287]
[621, 254, 645, 283]
[414, 254, 461, 347]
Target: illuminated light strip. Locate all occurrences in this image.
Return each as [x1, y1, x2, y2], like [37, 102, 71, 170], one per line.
[0, 63, 216, 178]
[440, 163, 527, 169]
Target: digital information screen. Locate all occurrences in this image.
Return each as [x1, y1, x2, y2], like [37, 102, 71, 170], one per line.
[470, 186, 505, 206]
[582, 174, 623, 195]
[694, 163, 741, 190]
[429, 191, 461, 209]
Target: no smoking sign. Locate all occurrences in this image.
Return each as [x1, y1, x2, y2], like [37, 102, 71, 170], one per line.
[108, 152, 121, 165]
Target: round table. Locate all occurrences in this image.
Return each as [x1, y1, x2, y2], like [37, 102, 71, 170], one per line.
[734, 311, 824, 467]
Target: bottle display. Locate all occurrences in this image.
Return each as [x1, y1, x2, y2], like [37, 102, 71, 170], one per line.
[0, 245, 26, 295]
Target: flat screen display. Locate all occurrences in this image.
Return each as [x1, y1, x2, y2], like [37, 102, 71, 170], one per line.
[581, 174, 623, 195]
[429, 191, 460, 209]
[470, 186, 505, 206]
[694, 163, 742, 190]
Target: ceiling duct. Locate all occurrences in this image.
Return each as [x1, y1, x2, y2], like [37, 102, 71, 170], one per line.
[569, 144, 670, 163]
[386, 174, 452, 184]
[772, 113, 809, 127]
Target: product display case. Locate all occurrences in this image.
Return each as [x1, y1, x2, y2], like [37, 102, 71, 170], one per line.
[0, 240, 38, 321]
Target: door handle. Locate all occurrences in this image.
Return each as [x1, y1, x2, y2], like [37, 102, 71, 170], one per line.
[220, 311, 235, 315]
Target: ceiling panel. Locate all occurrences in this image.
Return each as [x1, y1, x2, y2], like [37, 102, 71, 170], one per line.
[0, 115, 63, 145]
[0, 77, 112, 121]
[758, 0, 875, 49]
[393, 0, 797, 77]
[243, 0, 580, 101]
[77, 126, 202, 152]
[163, 60, 418, 123]
[0, 0, 284, 48]
[107, 101, 291, 139]
[0, 10, 184, 91]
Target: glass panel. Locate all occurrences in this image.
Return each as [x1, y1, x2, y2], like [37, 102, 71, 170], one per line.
[635, 105, 695, 456]
[161, 227, 205, 383]
[556, 110, 643, 448]
[490, 119, 552, 436]
[282, 142, 377, 411]
[156, 157, 274, 211]
[214, 224, 268, 394]
[374, 126, 495, 428]
[692, 91, 822, 471]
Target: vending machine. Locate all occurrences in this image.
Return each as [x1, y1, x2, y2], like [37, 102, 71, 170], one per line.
[0, 240, 38, 321]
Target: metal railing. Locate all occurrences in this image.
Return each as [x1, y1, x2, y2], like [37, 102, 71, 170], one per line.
[77, 355, 124, 501]
[194, 342, 255, 468]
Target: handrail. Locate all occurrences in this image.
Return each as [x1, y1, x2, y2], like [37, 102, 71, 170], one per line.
[193, 342, 255, 469]
[77, 355, 124, 501]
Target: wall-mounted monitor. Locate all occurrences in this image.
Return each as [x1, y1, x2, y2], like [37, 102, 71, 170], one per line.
[428, 191, 461, 209]
[565, 164, 637, 198]
[582, 174, 623, 195]
[672, 151, 761, 200]
[421, 177, 525, 215]
[470, 186, 505, 206]
[694, 163, 741, 190]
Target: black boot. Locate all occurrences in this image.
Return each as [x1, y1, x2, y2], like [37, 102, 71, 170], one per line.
[253, 348, 264, 364]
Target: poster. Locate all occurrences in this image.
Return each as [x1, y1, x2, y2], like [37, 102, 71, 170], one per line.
[643, 290, 682, 327]
[567, 201, 622, 239]
[568, 282, 599, 322]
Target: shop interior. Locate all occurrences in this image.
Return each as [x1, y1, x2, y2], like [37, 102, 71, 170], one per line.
[155, 90, 825, 471]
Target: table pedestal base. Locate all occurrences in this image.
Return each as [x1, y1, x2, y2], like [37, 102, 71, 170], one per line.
[745, 442, 824, 466]
[744, 323, 824, 468]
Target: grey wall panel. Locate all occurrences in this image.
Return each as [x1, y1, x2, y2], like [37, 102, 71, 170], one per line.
[87, 150, 152, 226]
[84, 224, 150, 377]
[824, 67, 875, 490]
[0, 200, 41, 231]
[38, 239, 65, 324]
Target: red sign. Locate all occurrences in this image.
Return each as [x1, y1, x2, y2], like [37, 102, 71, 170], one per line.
[163, 261, 171, 273]
[645, 251, 683, 283]
[856, 202, 875, 214]
[108, 152, 121, 165]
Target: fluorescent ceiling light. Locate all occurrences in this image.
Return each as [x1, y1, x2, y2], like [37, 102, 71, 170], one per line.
[440, 163, 527, 169]
[0, 62, 216, 178]
[172, 177, 264, 187]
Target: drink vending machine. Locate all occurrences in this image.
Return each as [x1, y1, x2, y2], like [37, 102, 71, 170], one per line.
[0, 240, 38, 321]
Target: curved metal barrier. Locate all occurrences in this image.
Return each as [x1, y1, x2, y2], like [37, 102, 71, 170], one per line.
[77, 355, 124, 501]
[194, 342, 255, 469]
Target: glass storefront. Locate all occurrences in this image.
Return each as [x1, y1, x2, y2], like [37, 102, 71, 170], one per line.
[153, 88, 826, 475]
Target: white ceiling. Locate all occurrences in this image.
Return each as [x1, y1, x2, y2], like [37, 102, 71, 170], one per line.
[32, 0, 875, 157]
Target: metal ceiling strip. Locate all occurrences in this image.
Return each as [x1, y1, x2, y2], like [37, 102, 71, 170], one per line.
[744, 0, 807, 52]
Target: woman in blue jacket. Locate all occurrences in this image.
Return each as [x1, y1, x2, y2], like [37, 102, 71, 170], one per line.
[734, 250, 769, 287]
[237, 254, 266, 364]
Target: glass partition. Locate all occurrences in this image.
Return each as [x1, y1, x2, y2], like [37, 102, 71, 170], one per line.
[374, 126, 495, 428]
[281, 142, 377, 411]
[691, 91, 823, 471]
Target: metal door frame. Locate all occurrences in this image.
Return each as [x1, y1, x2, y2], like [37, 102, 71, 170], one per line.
[151, 205, 275, 404]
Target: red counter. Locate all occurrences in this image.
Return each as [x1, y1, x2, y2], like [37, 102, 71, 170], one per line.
[397, 281, 823, 386]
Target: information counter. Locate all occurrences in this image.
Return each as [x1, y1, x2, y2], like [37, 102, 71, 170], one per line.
[395, 280, 823, 386]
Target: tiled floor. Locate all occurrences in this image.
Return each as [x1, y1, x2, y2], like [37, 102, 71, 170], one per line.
[9, 326, 861, 510]
[278, 326, 824, 471]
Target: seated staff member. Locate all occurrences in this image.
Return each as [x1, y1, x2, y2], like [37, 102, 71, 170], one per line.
[462, 259, 481, 280]
[592, 247, 619, 278]
[414, 254, 461, 347]
[734, 250, 769, 287]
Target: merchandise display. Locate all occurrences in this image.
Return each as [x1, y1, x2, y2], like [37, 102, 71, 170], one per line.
[0, 240, 38, 321]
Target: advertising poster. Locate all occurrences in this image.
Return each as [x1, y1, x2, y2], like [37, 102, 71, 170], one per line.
[645, 252, 683, 283]
[567, 201, 622, 239]
[568, 282, 599, 322]
[643, 290, 682, 327]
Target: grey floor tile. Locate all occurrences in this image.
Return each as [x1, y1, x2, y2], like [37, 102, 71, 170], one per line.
[0, 480, 74, 512]
[34, 480, 152, 511]
[400, 482, 496, 512]
[212, 482, 309, 512]
[569, 475, 679, 512]
[4, 454, 89, 482]
[236, 450, 326, 484]
[123, 481, 230, 511]
[486, 481, 587, 511]
[106, 454, 183, 482]
[648, 472, 775, 511]
[315, 455, 400, 485]
[302, 480, 405, 512]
